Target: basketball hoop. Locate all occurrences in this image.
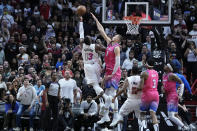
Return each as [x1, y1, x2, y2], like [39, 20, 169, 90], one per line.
[123, 16, 143, 35]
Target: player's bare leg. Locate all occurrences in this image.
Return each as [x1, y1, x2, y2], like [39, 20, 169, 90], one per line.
[150, 110, 159, 131]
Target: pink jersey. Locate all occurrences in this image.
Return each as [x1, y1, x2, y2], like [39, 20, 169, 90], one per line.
[162, 73, 178, 102]
[104, 43, 121, 76]
[143, 69, 159, 93]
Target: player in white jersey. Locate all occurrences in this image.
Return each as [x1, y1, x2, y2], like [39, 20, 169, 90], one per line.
[110, 66, 142, 127]
[79, 17, 106, 96]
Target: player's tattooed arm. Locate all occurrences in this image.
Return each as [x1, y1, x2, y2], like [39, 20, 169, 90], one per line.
[169, 73, 184, 98]
[95, 44, 106, 52]
[112, 79, 128, 103]
[169, 73, 183, 84]
[90, 12, 111, 44]
[139, 71, 148, 90]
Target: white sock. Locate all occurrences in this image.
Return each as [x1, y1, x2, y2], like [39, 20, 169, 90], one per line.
[168, 114, 184, 127]
[138, 119, 144, 131]
[142, 120, 147, 128]
[153, 124, 159, 131]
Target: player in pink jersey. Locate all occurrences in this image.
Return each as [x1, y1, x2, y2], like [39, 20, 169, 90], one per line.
[91, 13, 121, 126]
[162, 63, 189, 130]
[139, 58, 159, 131]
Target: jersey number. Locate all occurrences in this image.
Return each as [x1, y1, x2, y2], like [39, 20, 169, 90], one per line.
[152, 79, 156, 88]
[85, 53, 93, 60]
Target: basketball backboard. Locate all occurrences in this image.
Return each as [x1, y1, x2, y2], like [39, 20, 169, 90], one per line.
[102, 0, 172, 25]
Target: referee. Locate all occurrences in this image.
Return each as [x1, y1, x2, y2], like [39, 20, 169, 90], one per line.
[45, 72, 61, 131]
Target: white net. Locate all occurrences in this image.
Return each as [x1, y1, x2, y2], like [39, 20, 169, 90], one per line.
[125, 21, 140, 35]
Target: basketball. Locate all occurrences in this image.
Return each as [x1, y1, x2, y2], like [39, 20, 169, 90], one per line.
[76, 5, 86, 16]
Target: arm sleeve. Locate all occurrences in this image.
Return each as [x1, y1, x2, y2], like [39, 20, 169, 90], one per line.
[178, 83, 184, 97]
[79, 22, 84, 39]
[182, 76, 192, 94]
[112, 55, 120, 75]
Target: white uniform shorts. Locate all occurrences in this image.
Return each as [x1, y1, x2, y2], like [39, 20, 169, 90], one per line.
[84, 63, 101, 84]
[119, 98, 141, 118]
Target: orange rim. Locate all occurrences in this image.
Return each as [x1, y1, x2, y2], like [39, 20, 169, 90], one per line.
[123, 16, 143, 25]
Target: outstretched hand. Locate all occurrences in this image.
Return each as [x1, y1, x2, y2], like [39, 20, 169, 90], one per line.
[90, 12, 97, 21]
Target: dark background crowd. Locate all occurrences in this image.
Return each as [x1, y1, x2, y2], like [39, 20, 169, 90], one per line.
[0, 0, 196, 130]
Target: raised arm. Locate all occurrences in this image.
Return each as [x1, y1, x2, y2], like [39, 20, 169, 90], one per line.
[91, 13, 111, 44]
[79, 16, 84, 47]
[79, 17, 84, 39]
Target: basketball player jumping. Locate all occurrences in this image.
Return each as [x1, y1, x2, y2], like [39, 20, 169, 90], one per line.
[79, 17, 106, 98]
[91, 13, 122, 126]
[111, 66, 142, 127]
[162, 63, 189, 130]
[139, 58, 159, 131]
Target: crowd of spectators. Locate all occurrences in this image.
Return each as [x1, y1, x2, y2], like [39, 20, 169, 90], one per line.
[0, 0, 196, 130]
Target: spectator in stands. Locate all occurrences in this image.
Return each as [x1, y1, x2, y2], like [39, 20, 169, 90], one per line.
[125, 39, 135, 59]
[59, 70, 77, 104]
[58, 98, 74, 131]
[0, 43, 5, 65]
[4, 94, 19, 130]
[56, 56, 64, 70]
[16, 77, 37, 131]
[78, 93, 98, 131]
[74, 70, 83, 88]
[138, 54, 147, 72]
[34, 79, 45, 106]
[169, 53, 182, 74]
[45, 72, 61, 131]
[4, 36, 19, 70]
[0, 73, 7, 101]
[40, 0, 51, 20]
[23, 3, 31, 18]
[138, 45, 151, 61]
[122, 50, 136, 71]
[9, 79, 19, 98]
[3, 61, 11, 82]
[0, 7, 15, 29]
[189, 23, 197, 47]
[184, 41, 197, 84]
[143, 35, 152, 52]
[0, 0, 13, 15]
[169, 42, 182, 62]
[17, 46, 30, 66]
